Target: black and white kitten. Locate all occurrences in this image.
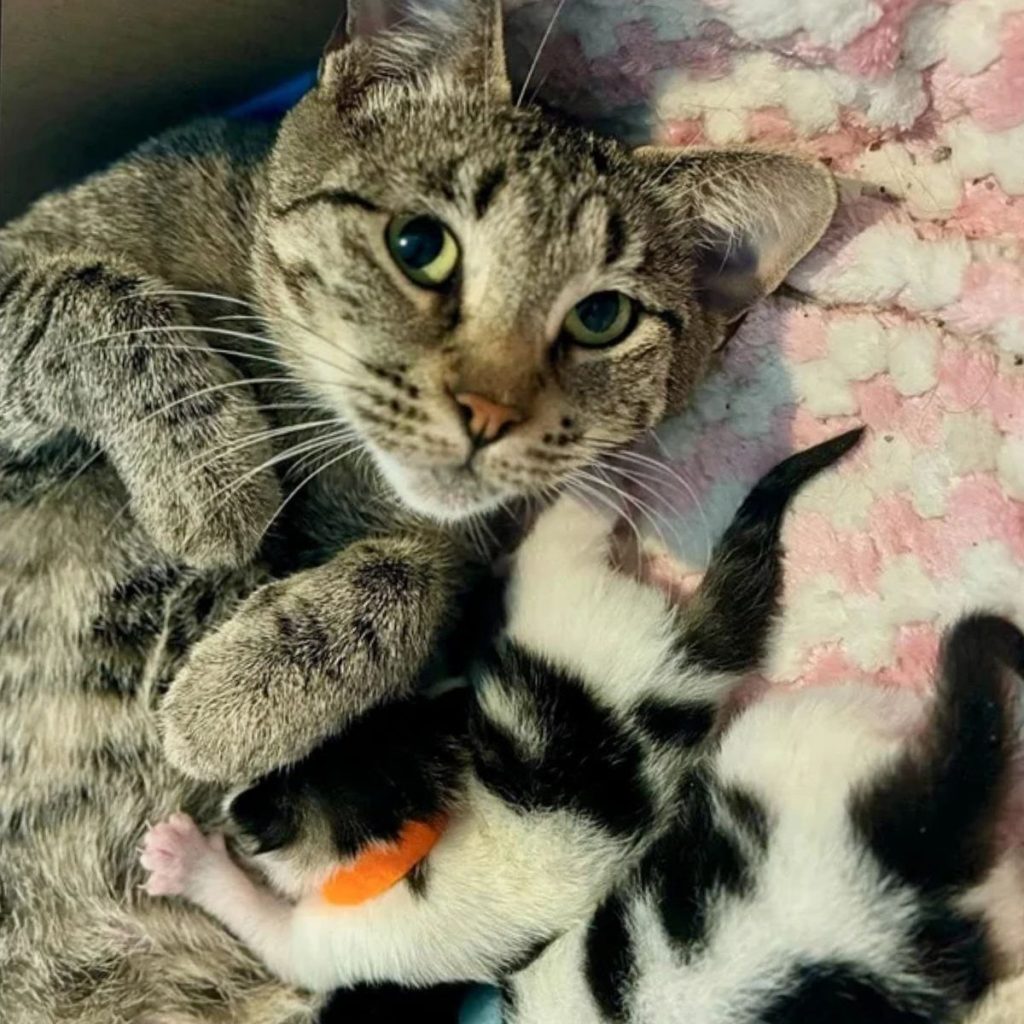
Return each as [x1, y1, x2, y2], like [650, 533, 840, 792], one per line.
[143, 427, 1024, 1021]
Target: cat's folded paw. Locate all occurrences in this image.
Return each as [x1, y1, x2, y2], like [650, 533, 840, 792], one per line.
[141, 812, 227, 899]
[161, 580, 363, 784]
[161, 538, 443, 784]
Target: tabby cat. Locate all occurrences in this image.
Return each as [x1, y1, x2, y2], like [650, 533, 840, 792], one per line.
[0, 0, 834, 1020]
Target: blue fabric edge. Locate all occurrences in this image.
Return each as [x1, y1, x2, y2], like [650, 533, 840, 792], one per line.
[226, 70, 317, 120]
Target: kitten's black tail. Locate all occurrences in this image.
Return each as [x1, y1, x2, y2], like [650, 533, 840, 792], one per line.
[679, 427, 863, 676]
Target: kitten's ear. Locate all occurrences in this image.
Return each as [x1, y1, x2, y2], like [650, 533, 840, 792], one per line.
[852, 615, 1024, 893]
[635, 148, 837, 321]
[319, 0, 510, 104]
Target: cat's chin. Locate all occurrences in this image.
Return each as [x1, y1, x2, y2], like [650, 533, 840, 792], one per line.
[372, 452, 512, 523]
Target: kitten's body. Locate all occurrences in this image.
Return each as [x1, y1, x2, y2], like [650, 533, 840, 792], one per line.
[147, 432, 1024, 1024]
[141, 433, 864, 998]
[0, 2, 836, 1020]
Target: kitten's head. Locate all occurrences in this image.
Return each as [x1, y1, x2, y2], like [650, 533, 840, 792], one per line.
[258, 0, 836, 521]
[508, 616, 1024, 1024]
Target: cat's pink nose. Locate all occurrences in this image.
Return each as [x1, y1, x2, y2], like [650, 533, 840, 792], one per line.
[454, 392, 523, 446]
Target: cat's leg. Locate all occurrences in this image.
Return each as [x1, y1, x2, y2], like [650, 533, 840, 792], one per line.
[0, 243, 279, 566]
[161, 530, 465, 784]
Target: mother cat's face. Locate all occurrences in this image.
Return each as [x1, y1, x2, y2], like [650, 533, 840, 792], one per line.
[256, 0, 836, 521]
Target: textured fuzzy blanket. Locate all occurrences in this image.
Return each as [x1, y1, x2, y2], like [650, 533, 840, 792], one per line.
[504, 0, 1024, 1017]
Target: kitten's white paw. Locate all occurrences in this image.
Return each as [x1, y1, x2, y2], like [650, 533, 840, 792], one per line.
[141, 812, 227, 898]
[521, 493, 616, 568]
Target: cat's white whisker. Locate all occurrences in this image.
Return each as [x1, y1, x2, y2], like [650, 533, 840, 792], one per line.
[182, 417, 349, 476]
[515, 0, 567, 109]
[576, 468, 667, 554]
[591, 463, 680, 554]
[257, 440, 367, 546]
[140, 288, 376, 375]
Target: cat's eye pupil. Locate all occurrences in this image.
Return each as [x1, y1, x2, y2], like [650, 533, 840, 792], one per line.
[394, 216, 445, 270]
[575, 292, 621, 333]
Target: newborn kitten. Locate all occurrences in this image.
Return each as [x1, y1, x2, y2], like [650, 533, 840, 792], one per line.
[140, 430, 862, 994]
[144, 426, 1024, 1022]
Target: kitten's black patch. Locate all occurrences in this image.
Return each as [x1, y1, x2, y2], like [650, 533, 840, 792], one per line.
[679, 429, 862, 675]
[427, 564, 509, 682]
[852, 614, 1022, 892]
[230, 689, 469, 859]
[406, 858, 430, 899]
[633, 697, 715, 747]
[604, 209, 627, 267]
[759, 962, 936, 1024]
[473, 165, 507, 218]
[319, 982, 470, 1023]
[229, 775, 300, 854]
[642, 781, 753, 951]
[720, 784, 771, 852]
[585, 892, 634, 1022]
[272, 189, 381, 218]
[501, 934, 559, 977]
[912, 904, 993, 1005]
[471, 643, 654, 837]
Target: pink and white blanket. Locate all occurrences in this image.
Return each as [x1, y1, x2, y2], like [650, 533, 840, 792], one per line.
[507, 1, 1024, 1016]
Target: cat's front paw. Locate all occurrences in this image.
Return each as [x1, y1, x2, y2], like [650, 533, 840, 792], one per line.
[161, 537, 444, 784]
[141, 812, 227, 898]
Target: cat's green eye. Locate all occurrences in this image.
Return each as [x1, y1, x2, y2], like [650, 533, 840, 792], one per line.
[562, 291, 635, 348]
[386, 214, 459, 288]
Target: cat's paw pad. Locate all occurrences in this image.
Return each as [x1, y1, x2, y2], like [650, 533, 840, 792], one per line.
[141, 812, 227, 898]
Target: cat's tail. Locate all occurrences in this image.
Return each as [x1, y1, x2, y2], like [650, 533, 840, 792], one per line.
[677, 427, 863, 677]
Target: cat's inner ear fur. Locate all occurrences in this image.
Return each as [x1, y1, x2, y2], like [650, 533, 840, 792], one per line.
[852, 615, 1024, 894]
[319, 0, 510, 104]
[636, 148, 837, 321]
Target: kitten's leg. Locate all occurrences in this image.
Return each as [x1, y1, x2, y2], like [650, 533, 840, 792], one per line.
[162, 530, 464, 784]
[143, 801, 613, 994]
[506, 431, 863, 743]
[675, 428, 863, 676]
[141, 814, 303, 985]
[0, 244, 279, 566]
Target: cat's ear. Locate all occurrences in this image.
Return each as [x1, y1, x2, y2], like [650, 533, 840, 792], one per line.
[852, 615, 1024, 893]
[635, 148, 837, 321]
[319, 0, 510, 104]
